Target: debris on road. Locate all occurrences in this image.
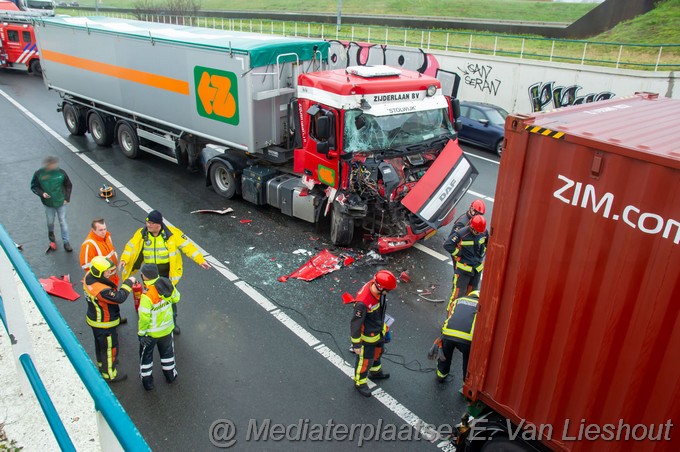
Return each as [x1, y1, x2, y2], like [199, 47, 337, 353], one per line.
[190, 207, 234, 215]
[281, 249, 357, 282]
[399, 271, 411, 283]
[239, 219, 253, 224]
[39, 275, 80, 301]
[292, 249, 313, 256]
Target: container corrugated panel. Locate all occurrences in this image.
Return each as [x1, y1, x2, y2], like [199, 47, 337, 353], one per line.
[466, 93, 680, 451]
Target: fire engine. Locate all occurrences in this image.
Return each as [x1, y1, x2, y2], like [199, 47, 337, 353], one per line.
[0, 6, 42, 73]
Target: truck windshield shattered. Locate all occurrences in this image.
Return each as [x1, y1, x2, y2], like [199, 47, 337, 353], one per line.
[343, 108, 454, 153]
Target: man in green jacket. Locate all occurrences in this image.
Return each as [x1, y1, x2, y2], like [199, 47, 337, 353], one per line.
[30, 156, 73, 252]
[137, 264, 180, 391]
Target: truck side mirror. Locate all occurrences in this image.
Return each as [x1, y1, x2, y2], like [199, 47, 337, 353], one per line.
[452, 98, 461, 119]
[316, 116, 330, 141]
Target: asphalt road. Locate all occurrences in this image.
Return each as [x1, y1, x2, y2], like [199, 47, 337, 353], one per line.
[0, 68, 500, 451]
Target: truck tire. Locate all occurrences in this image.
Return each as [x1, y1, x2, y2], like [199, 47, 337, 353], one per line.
[62, 103, 87, 136]
[330, 202, 354, 246]
[29, 59, 42, 75]
[116, 122, 140, 159]
[210, 160, 237, 199]
[88, 111, 114, 147]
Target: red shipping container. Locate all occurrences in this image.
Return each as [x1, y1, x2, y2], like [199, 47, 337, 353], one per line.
[465, 93, 680, 451]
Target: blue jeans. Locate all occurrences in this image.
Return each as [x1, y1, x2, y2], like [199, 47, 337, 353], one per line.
[45, 204, 70, 242]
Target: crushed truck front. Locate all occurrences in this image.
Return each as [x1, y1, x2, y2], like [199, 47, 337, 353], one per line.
[296, 66, 477, 253]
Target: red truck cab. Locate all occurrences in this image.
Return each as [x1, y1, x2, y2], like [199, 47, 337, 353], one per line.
[295, 66, 475, 253]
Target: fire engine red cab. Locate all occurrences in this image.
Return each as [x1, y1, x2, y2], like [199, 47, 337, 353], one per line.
[0, 6, 42, 73]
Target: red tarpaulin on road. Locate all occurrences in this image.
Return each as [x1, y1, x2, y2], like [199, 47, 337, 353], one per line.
[39, 275, 80, 301]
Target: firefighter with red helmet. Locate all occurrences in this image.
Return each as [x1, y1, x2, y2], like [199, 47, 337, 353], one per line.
[350, 270, 397, 398]
[443, 215, 488, 314]
[452, 199, 486, 232]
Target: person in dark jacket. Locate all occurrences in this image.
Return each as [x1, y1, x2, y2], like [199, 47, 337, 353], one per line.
[30, 156, 73, 251]
[84, 256, 135, 382]
[443, 215, 488, 313]
[452, 199, 487, 232]
[435, 290, 479, 385]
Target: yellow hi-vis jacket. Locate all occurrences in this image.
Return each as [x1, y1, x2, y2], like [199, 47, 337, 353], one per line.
[120, 224, 205, 284]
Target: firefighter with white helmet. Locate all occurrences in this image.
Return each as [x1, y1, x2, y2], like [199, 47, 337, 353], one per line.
[84, 256, 135, 383]
[350, 270, 397, 398]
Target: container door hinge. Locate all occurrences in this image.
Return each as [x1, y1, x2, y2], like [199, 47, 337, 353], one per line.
[591, 153, 604, 179]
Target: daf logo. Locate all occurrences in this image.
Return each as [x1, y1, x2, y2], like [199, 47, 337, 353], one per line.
[438, 178, 458, 202]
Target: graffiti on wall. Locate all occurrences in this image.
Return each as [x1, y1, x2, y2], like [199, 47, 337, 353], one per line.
[328, 40, 441, 77]
[457, 63, 502, 96]
[529, 81, 615, 112]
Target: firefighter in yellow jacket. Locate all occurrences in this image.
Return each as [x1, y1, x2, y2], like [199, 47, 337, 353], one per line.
[119, 210, 210, 334]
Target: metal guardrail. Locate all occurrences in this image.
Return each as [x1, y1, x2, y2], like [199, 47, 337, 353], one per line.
[0, 223, 150, 452]
[57, 9, 680, 72]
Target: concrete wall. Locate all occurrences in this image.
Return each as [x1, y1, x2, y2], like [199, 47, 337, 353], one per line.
[434, 51, 677, 113]
[325, 41, 677, 115]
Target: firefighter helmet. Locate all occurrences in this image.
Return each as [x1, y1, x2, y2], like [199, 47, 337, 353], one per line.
[374, 270, 397, 291]
[470, 215, 487, 233]
[471, 199, 486, 215]
[90, 256, 114, 278]
[468, 290, 480, 298]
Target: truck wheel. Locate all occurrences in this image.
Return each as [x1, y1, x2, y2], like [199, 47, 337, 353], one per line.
[330, 202, 354, 246]
[116, 122, 139, 159]
[210, 160, 237, 199]
[62, 103, 86, 136]
[29, 59, 42, 75]
[88, 111, 114, 147]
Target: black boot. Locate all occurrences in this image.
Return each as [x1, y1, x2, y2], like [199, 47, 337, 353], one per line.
[64, 242, 73, 252]
[48, 231, 55, 243]
[142, 377, 155, 391]
[105, 372, 128, 383]
[369, 370, 390, 380]
[355, 384, 372, 397]
[165, 371, 177, 384]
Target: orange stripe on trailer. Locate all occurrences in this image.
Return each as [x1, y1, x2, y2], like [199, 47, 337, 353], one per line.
[41, 49, 190, 95]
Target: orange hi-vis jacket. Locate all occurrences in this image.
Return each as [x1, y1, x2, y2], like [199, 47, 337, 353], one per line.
[80, 230, 119, 284]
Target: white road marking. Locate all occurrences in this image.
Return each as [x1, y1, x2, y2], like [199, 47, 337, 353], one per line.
[234, 280, 277, 312]
[463, 151, 500, 165]
[270, 309, 321, 347]
[0, 88, 452, 449]
[413, 243, 449, 263]
[466, 190, 495, 203]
